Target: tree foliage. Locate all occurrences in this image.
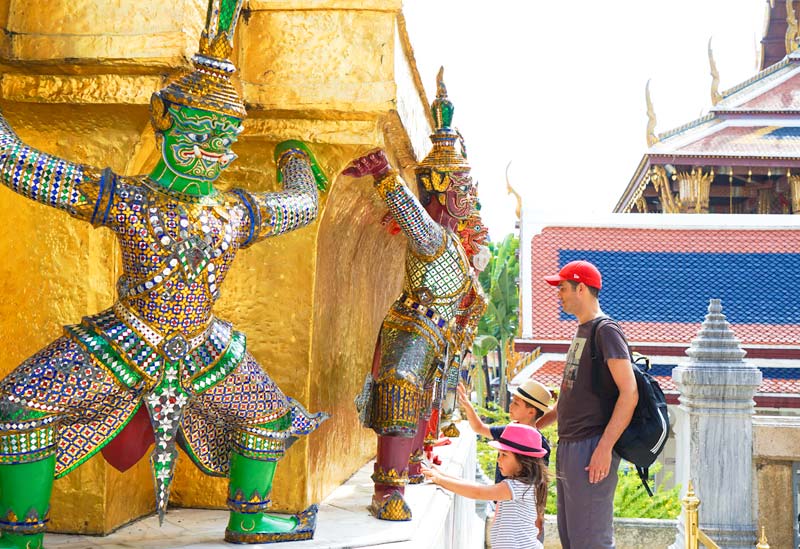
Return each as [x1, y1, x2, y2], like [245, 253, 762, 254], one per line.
[478, 234, 520, 344]
[475, 234, 520, 405]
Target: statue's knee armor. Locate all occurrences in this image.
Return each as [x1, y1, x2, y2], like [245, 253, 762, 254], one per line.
[0, 402, 56, 465]
[231, 411, 292, 464]
[370, 372, 424, 437]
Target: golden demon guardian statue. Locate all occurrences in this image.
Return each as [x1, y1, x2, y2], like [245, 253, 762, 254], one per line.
[0, 1, 329, 546]
[346, 69, 487, 521]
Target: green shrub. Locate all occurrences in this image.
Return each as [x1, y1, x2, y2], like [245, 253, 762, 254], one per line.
[613, 462, 681, 519]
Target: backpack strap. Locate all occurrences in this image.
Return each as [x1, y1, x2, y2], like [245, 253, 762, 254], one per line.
[589, 316, 611, 396]
[637, 466, 655, 497]
[589, 316, 632, 396]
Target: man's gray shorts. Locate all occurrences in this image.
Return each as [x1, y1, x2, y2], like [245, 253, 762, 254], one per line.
[556, 435, 621, 549]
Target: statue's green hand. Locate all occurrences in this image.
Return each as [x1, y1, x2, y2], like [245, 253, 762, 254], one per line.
[275, 140, 328, 192]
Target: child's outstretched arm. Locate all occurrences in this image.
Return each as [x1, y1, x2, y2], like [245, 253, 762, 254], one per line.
[422, 464, 512, 501]
[457, 383, 491, 438]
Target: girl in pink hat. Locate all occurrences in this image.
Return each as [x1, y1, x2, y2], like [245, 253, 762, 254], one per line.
[422, 423, 548, 549]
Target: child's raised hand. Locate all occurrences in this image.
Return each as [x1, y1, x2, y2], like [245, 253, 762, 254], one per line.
[456, 382, 471, 407]
[421, 463, 440, 483]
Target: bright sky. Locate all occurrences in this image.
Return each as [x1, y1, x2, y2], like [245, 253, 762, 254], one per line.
[403, 0, 768, 239]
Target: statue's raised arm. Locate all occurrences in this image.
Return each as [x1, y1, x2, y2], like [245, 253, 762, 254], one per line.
[343, 149, 443, 256]
[232, 140, 325, 248]
[0, 110, 101, 222]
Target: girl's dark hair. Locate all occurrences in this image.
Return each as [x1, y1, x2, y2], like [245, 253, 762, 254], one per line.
[510, 454, 549, 517]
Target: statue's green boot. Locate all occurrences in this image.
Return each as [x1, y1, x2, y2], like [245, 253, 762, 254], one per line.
[0, 455, 55, 549]
[224, 452, 318, 544]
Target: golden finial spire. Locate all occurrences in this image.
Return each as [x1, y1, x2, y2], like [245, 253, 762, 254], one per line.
[645, 80, 659, 147]
[708, 37, 722, 105]
[787, 0, 799, 55]
[157, 0, 247, 119]
[756, 526, 771, 549]
[505, 161, 522, 220]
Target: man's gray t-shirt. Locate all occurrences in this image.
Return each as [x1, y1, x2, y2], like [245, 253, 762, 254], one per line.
[558, 318, 630, 442]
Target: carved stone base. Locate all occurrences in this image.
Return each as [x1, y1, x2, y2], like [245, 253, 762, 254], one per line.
[368, 491, 412, 522]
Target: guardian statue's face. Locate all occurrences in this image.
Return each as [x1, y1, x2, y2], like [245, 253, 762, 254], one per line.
[458, 214, 489, 257]
[443, 171, 474, 219]
[160, 105, 242, 182]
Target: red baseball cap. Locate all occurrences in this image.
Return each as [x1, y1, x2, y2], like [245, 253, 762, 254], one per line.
[544, 260, 602, 290]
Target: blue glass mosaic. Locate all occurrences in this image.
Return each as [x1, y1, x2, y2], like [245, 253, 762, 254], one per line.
[558, 250, 800, 325]
[766, 127, 800, 139]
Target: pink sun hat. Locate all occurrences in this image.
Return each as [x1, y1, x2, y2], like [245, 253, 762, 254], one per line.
[488, 423, 547, 458]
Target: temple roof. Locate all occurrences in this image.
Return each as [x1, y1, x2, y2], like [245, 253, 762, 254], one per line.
[669, 125, 800, 159]
[615, 50, 800, 212]
[521, 222, 800, 351]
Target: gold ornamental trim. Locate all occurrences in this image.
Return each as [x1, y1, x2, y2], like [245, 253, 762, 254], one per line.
[371, 466, 408, 487]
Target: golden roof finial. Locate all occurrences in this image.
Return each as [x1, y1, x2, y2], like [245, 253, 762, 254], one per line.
[787, 0, 799, 55]
[756, 526, 771, 549]
[645, 80, 659, 147]
[708, 37, 723, 105]
[505, 161, 522, 220]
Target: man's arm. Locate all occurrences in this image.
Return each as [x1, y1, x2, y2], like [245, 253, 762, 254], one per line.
[585, 357, 638, 483]
[456, 383, 491, 438]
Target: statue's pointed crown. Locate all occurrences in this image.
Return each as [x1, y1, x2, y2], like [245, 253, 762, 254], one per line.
[417, 67, 471, 177]
[158, 0, 247, 119]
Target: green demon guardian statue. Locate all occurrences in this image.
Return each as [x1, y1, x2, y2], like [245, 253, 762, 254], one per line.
[0, 1, 328, 546]
[345, 69, 487, 521]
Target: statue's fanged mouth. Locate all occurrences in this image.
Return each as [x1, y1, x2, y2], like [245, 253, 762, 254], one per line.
[177, 146, 233, 165]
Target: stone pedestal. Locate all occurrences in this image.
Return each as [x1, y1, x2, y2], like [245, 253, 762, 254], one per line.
[45, 421, 484, 548]
[670, 299, 761, 549]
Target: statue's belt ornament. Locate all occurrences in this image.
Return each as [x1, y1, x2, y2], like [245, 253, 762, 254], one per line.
[65, 303, 242, 392]
[400, 294, 447, 329]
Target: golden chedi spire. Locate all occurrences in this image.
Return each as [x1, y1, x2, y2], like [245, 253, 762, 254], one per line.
[157, 0, 247, 119]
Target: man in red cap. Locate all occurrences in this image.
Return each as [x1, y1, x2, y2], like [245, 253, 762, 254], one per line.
[538, 260, 638, 549]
